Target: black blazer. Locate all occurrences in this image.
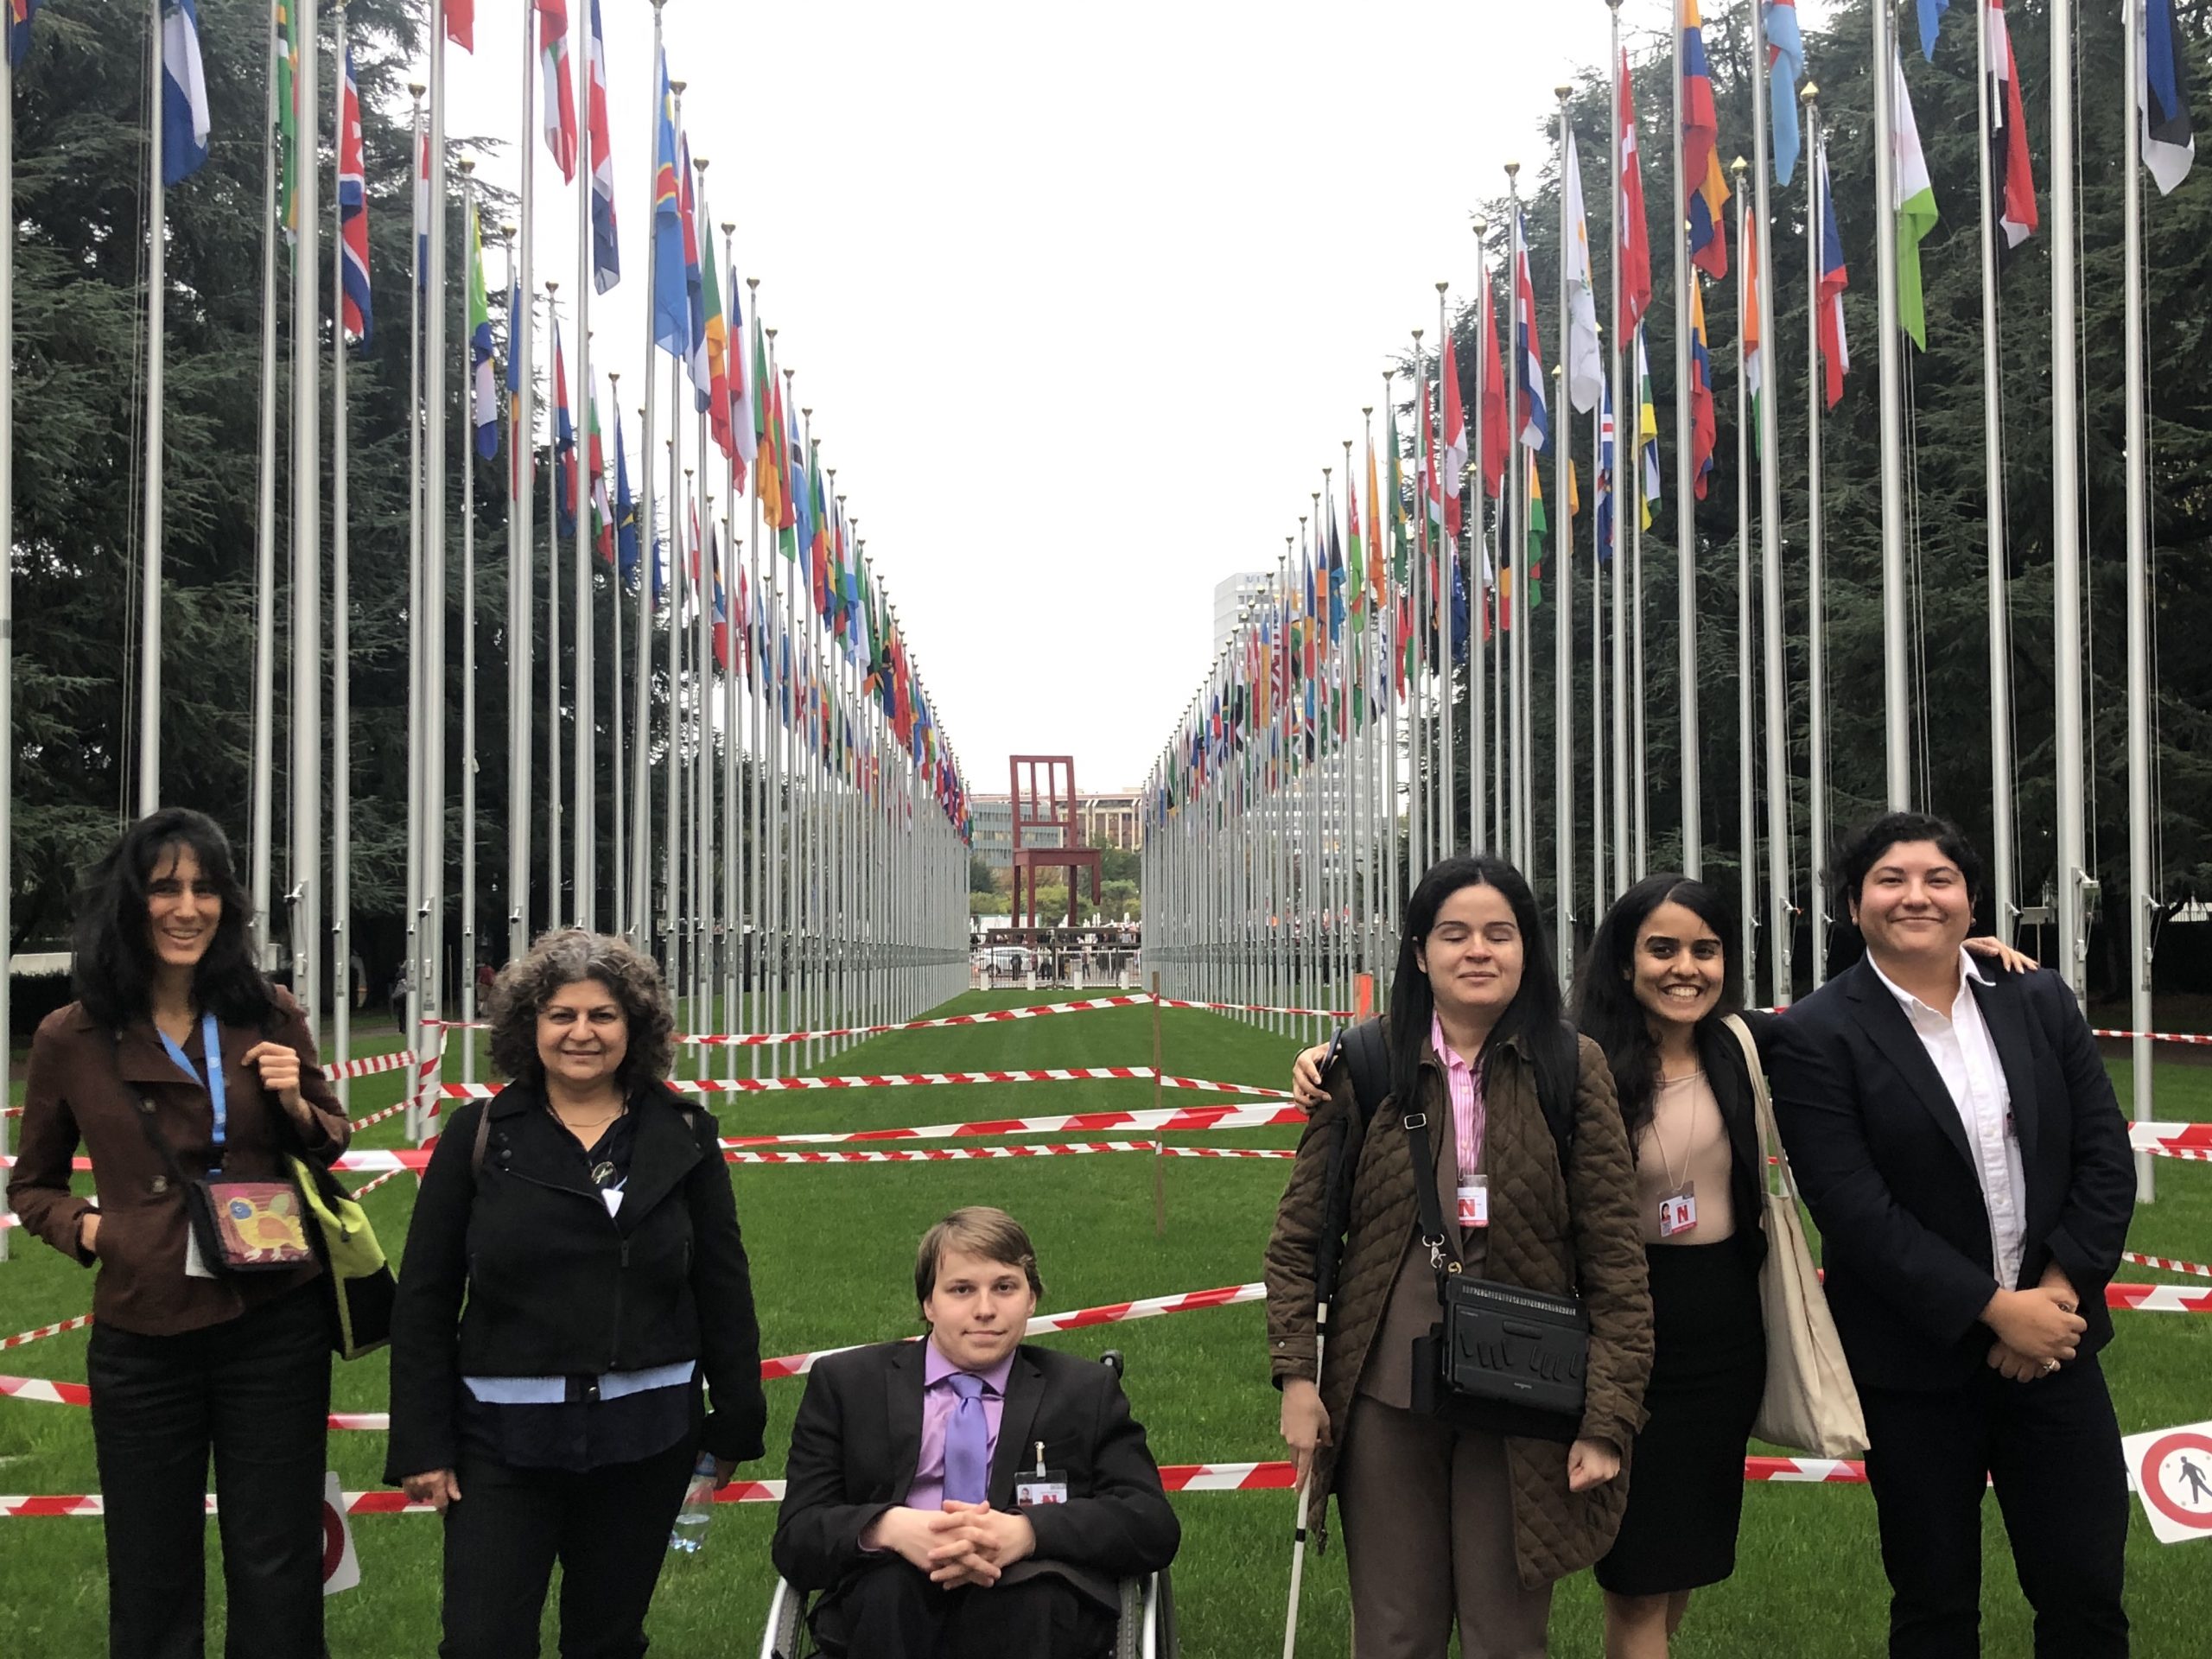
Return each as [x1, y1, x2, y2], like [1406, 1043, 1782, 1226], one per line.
[1769, 957, 2135, 1393]
[384, 1080, 767, 1480]
[1688, 1008, 1781, 1271]
[771, 1340, 1180, 1605]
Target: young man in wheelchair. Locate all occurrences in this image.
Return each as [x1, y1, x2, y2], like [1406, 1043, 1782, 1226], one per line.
[771, 1206, 1181, 1657]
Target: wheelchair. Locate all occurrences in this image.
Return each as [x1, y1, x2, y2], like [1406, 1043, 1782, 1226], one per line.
[758, 1351, 1179, 1659]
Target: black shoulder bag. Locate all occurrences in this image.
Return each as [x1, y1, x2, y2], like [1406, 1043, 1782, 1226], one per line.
[1402, 1103, 1589, 1444]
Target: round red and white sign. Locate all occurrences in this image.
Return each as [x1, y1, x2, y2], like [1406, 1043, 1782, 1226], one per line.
[2136, 1431, 2212, 1534]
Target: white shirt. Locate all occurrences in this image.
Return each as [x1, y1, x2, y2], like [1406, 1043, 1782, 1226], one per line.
[1869, 949, 2027, 1291]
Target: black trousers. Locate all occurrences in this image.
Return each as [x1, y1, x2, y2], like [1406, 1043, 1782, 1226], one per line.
[437, 1433, 698, 1659]
[810, 1559, 1118, 1659]
[1860, 1356, 2130, 1659]
[85, 1281, 333, 1659]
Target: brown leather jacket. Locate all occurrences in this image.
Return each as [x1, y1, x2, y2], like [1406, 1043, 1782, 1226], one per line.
[10, 988, 348, 1335]
[1264, 1023, 1653, 1586]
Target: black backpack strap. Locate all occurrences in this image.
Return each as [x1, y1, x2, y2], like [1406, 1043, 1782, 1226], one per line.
[469, 1100, 494, 1185]
[1336, 1018, 1391, 1128]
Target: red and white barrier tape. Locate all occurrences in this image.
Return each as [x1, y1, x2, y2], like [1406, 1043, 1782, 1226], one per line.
[2106, 1282, 2212, 1313]
[715, 1103, 1305, 1150]
[348, 1100, 413, 1131]
[1151, 996, 1356, 1019]
[2129, 1122, 2212, 1153]
[327, 1049, 417, 1082]
[2094, 1028, 2212, 1047]
[0, 1315, 92, 1352]
[684, 996, 1158, 1047]
[2121, 1251, 2212, 1280]
[347, 1168, 410, 1200]
[431, 1067, 1296, 1103]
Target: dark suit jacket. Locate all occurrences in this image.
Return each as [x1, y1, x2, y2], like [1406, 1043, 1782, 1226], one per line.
[1769, 957, 2135, 1393]
[770, 1339, 1180, 1605]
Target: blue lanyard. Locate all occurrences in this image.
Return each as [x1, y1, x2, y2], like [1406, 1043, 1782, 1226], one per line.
[158, 1010, 228, 1148]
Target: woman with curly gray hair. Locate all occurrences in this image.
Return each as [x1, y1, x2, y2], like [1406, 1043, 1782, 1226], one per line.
[385, 931, 766, 1658]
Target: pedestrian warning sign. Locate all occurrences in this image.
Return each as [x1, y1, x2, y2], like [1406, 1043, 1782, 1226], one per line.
[2121, 1421, 2212, 1545]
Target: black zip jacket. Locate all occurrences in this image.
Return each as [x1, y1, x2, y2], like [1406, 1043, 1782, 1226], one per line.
[384, 1079, 767, 1481]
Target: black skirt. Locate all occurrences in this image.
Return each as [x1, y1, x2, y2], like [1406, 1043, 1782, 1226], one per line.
[1594, 1237, 1766, 1597]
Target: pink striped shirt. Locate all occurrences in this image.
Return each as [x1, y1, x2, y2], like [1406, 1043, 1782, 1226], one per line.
[1429, 1011, 1484, 1179]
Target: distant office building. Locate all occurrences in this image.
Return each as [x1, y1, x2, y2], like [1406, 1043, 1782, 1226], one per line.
[970, 791, 1142, 870]
[1213, 571, 1272, 654]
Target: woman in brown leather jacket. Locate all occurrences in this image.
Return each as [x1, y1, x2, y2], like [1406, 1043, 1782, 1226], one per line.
[9, 809, 349, 1657]
[1264, 854, 1652, 1659]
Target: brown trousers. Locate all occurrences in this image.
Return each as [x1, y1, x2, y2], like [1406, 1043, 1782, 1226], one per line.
[1336, 1395, 1553, 1659]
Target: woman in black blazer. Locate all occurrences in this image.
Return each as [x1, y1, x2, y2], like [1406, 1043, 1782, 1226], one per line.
[386, 930, 766, 1659]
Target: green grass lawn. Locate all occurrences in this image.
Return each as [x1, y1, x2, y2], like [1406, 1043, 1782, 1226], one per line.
[3, 991, 2209, 1656]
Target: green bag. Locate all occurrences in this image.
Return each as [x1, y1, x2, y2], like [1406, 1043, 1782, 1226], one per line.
[289, 1155, 396, 1360]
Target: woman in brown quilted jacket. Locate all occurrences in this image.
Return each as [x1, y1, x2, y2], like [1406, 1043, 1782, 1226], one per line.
[1265, 854, 1653, 1658]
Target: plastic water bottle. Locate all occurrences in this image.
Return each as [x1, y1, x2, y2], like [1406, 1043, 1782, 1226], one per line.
[668, 1454, 717, 1554]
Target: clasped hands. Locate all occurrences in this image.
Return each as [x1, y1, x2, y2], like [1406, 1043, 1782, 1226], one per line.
[863, 1501, 1037, 1589]
[1984, 1263, 2086, 1384]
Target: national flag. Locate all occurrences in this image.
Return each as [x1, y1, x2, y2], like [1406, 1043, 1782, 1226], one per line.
[678, 138, 709, 410]
[468, 210, 496, 460]
[536, 0, 578, 182]
[447, 0, 474, 51]
[1917, 0, 1949, 62]
[1682, 0, 1729, 280]
[1891, 48, 1940, 350]
[754, 322, 784, 526]
[1688, 278, 1716, 499]
[729, 247, 758, 478]
[587, 0, 618, 289]
[1745, 221, 1764, 449]
[1364, 429, 1385, 608]
[338, 51, 371, 344]
[1619, 52, 1653, 334]
[1986, 0, 2037, 249]
[1421, 388, 1443, 539]
[710, 527, 732, 671]
[1479, 267, 1509, 496]
[1512, 208, 1548, 451]
[587, 386, 612, 562]
[412, 123, 429, 286]
[615, 405, 644, 594]
[506, 281, 527, 499]
[1441, 334, 1468, 537]
[1348, 451, 1367, 632]
[1597, 378, 1618, 564]
[1327, 515, 1345, 644]
[2143, 0, 2196, 196]
[698, 205, 734, 458]
[1768, 1, 1805, 185]
[1816, 138, 1851, 407]
[651, 54, 685, 356]
[1637, 326, 1662, 529]
[1386, 398, 1408, 584]
[1523, 467, 1548, 613]
[161, 0, 210, 186]
[9, 0, 40, 67]
[552, 319, 577, 539]
[1563, 129, 1603, 413]
[279, 1, 299, 244]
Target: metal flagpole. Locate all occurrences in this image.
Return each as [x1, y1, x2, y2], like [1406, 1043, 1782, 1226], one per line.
[746, 279, 764, 1068]
[1465, 230, 1486, 861]
[509, 0, 537, 966]
[546, 283, 564, 926]
[1435, 289, 1456, 857]
[1754, 10, 1790, 1008]
[458, 168, 480, 1077]
[1632, 329, 1649, 880]
[1806, 95, 1831, 988]
[421, 0, 448, 1054]
[1590, 364, 1605, 919]
[1554, 87, 1575, 982]
[403, 82, 425, 1111]
[1503, 163, 1523, 873]
[138, 0, 168, 815]
[1608, 0, 1629, 903]
[1873, 4, 1909, 807]
[290, 0, 322, 1028]
[2051, 0, 2085, 1000]
[1670, 5, 1701, 877]
[330, 0, 352, 1092]
[663, 80, 690, 1001]
[574, 5, 595, 931]
[1976, 6, 2014, 950]
[1409, 330, 1427, 883]
[251, 9, 286, 961]
[0, 16, 12, 1257]
[1732, 157, 1758, 997]
[629, 16, 664, 962]
[2122, 0, 2155, 1196]
[608, 369, 625, 934]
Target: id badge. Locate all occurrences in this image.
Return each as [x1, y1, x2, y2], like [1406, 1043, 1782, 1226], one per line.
[1658, 1181, 1698, 1238]
[1456, 1175, 1490, 1230]
[1015, 1472, 1070, 1508]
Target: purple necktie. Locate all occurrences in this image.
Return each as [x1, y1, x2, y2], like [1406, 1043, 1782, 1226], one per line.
[943, 1371, 989, 1506]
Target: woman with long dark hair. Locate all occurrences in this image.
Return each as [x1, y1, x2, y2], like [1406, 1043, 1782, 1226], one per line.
[10, 809, 350, 1655]
[1264, 855, 1652, 1657]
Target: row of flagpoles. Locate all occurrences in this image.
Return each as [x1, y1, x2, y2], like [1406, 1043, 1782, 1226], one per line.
[0, 2, 982, 1178]
[1140, 0, 2185, 1202]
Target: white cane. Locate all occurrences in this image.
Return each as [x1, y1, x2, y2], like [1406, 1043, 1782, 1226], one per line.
[1281, 1297, 1329, 1659]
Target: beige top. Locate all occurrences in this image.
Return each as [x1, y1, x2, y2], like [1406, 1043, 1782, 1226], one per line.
[1634, 1071, 1735, 1245]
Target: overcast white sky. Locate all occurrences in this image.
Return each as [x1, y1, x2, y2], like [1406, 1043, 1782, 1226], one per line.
[439, 1, 1832, 796]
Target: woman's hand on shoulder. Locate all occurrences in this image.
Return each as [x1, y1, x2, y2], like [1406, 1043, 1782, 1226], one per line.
[1965, 935, 2038, 976]
[1567, 1437, 1621, 1492]
[1291, 1044, 1332, 1111]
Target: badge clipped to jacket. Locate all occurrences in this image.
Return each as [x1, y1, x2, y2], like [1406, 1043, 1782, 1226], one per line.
[1014, 1441, 1069, 1508]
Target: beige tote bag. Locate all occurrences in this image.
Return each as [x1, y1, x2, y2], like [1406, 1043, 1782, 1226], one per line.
[1720, 1014, 1868, 1458]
